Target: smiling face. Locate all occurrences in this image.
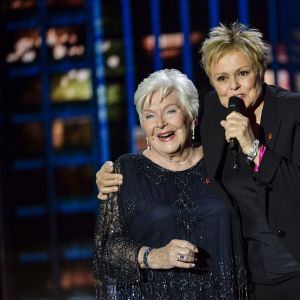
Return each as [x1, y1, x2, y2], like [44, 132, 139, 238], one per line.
[210, 49, 263, 109]
[141, 89, 192, 158]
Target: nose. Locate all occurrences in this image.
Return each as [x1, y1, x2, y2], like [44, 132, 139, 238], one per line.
[229, 76, 240, 90]
[156, 115, 166, 128]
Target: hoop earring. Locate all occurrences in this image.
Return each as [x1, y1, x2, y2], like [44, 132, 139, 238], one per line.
[146, 138, 151, 150]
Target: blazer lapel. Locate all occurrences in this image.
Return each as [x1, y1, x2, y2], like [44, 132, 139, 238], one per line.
[260, 85, 281, 150]
[201, 92, 227, 180]
[202, 121, 226, 180]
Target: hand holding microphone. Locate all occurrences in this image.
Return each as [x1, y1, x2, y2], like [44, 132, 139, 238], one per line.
[220, 96, 256, 170]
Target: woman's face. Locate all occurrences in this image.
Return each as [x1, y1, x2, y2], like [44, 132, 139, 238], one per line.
[141, 90, 192, 157]
[210, 50, 263, 109]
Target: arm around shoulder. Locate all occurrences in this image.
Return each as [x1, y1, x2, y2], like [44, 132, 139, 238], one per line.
[96, 161, 123, 200]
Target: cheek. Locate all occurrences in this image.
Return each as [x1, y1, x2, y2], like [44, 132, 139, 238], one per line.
[143, 122, 154, 137]
[181, 122, 193, 137]
[213, 82, 227, 95]
[216, 92, 228, 108]
[246, 75, 261, 90]
[248, 80, 262, 102]
[218, 96, 228, 108]
[213, 84, 229, 106]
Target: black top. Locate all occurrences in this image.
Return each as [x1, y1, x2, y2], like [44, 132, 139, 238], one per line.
[222, 146, 300, 283]
[94, 153, 247, 299]
[200, 84, 300, 284]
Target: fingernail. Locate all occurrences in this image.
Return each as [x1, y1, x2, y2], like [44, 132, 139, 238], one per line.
[114, 187, 119, 191]
[191, 264, 195, 267]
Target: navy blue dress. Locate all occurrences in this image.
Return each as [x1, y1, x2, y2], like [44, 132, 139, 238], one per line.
[94, 153, 247, 299]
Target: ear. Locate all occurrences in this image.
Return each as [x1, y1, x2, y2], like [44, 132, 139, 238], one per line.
[192, 117, 198, 128]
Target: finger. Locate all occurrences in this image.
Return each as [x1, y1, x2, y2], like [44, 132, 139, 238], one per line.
[102, 161, 114, 172]
[97, 178, 123, 187]
[99, 186, 119, 194]
[225, 124, 249, 139]
[220, 120, 226, 128]
[225, 127, 239, 138]
[97, 169, 123, 182]
[97, 192, 108, 201]
[226, 111, 244, 119]
[177, 247, 197, 261]
[176, 261, 195, 269]
[172, 240, 198, 253]
[176, 253, 195, 263]
[225, 131, 242, 143]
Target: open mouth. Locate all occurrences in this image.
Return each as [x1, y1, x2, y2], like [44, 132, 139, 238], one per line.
[157, 131, 175, 141]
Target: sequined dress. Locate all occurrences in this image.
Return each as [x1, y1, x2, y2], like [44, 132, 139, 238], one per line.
[94, 153, 247, 299]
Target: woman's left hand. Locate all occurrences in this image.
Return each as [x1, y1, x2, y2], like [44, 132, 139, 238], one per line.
[220, 111, 255, 155]
[139, 240, 198, 270]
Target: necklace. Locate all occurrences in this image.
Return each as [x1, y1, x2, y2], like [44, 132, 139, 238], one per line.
[149, 147, 201, 167]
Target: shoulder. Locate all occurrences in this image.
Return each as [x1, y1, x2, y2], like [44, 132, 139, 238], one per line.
[266, 84, 300, 113]
[200, 90, 226, 132]
[202, 89, 226, 117]
[203, 90, 219, 108]
[114, 153, 143, 173]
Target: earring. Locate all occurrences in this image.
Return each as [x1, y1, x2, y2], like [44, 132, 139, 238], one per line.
[191, 120, 196, 141]
[146, 138, 151, 150]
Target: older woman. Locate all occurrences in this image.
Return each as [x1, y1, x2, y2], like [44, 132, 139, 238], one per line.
[94, 69, 247, 299]
[96, 23, 300, 299]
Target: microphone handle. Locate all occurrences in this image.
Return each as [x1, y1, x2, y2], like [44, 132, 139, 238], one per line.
[229, 138, 240, 171]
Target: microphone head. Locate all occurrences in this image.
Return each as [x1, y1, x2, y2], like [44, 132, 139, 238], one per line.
[228, 96, 245, 113]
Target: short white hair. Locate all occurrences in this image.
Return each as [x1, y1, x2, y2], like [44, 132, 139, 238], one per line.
[134, 69, 199, 123]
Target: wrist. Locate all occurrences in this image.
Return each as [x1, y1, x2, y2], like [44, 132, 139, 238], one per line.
[246, 139, 260, 161]
[139, 246, 153, 269]
[138, 246, 147, 268]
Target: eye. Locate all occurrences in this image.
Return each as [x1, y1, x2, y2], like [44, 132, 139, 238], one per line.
[217, 75, 227, 82]
[166, 108, 177, 114]
[240, 70, 249, 76]
[145, 114, 154, 120]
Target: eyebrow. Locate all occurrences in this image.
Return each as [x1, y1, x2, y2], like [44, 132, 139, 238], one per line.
[142, 103, 179, 113]
[213, 65, 251, 76]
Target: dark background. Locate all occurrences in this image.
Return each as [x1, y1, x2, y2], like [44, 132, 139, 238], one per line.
[1, 0, 300, 299]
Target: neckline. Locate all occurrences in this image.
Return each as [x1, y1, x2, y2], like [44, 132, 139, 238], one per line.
[140, 152, 205, 174]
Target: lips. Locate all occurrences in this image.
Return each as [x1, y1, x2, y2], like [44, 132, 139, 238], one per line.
[157, 131, 175, 141]
[233, 94, 245, 99]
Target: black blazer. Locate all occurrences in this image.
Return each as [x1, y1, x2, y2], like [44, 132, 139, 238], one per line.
[200, 84, 300, 264]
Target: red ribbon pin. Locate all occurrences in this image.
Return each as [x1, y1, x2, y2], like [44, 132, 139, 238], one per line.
[268, 132, 273, 141]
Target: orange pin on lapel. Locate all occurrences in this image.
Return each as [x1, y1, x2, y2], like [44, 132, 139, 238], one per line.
[268, 132, 273, 141]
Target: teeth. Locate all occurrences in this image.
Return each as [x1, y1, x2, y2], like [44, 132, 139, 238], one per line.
[159, 132, 173, 138]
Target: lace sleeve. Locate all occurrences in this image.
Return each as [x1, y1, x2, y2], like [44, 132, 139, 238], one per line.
[93, 160, 143, 297]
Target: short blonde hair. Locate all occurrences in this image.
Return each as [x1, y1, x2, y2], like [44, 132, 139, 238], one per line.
[134, 69, 199, 125]
[200, 22, 269, 82]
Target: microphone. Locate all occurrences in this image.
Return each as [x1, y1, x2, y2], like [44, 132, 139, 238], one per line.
[227, 96, 245, 171]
